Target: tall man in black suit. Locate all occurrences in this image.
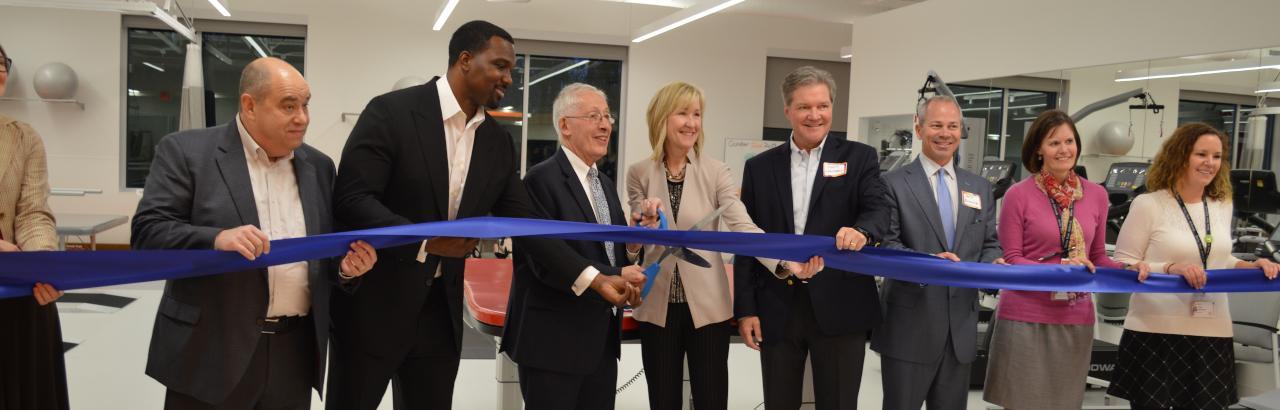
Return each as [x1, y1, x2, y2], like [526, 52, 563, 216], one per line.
[500, 83, 647, 410]
[871, 95, 1005, 410]
[734, 66, 892, 410]
[132, 57, 377, 410]
[328, 21, 638, 410]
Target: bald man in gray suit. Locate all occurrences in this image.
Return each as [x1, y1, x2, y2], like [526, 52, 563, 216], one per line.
[871, 95, 1004, 410]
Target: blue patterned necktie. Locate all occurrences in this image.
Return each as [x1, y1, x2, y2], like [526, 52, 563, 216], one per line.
[588, 168, 616, 265]
[936, 168, 955, 250]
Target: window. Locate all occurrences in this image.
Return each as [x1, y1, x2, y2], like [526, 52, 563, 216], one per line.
[951, 84, 1004, 160]
[125, 29, 186, 188]
[200, 33, 305, 126]
[1001, 89, 1058, 173]
[1178, 99, 1253, 162]
[123, 18, 305, 188]
[493, 41, 627, 182]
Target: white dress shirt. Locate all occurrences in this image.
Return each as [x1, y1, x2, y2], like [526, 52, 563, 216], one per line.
[430, 79, 601, 293]
[918, 154, 960, 223]
[236, 115, 310, 318]
[789, 135, 826, 235]
[563, 147, 601, 213]
[421, 76, 486, 278]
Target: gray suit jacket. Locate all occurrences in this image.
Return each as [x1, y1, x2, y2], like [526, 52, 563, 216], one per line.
[871, 158, 1002, 365]
[131, 122, 338, 404]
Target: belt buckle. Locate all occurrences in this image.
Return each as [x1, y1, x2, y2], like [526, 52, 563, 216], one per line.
[261, 317, 280, 335]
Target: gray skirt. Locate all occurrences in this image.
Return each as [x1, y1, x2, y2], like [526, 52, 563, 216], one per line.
[982, 318, 1094, 410]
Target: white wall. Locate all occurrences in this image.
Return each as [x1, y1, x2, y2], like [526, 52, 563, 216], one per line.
[622, 13, 850, 181]
[0, 7, 134, 244]
[847, 0, 1280, 138]
[0, 3, 851, 244]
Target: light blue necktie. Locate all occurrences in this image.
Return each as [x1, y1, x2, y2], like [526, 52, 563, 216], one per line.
[936, 168, 955, 250]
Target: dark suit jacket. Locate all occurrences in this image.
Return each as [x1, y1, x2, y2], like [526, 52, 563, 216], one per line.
[332, 77, 611, 357]
[499, 150, 626, 375]
[734, 136, 892, 344]
[131, 122, 337, 404]
[871, 158, 1003, 365]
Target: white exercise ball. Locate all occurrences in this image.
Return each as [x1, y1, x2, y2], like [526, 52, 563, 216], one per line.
[1096, 121, 1133, 156]
[32, 62, 78, 99]
[393, 76, 427, 91]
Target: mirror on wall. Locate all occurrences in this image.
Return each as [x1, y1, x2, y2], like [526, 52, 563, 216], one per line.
[861, 46, 1280, 259]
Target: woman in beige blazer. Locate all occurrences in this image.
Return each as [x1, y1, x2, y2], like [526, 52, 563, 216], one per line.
[0, 42, 70, 410]
[626, 82, 815, 410]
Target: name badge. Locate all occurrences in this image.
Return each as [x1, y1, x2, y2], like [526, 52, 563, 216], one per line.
[1191, 294, 1214, 317]
[1182, 301, 1213, 317]
[823, 162, 847, 177]
[1051, 291, 1069, 301]
[962, 191, 982, 210]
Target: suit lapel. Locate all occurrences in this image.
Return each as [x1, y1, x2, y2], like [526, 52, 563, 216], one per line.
[952, 172, 978, 249]
[455, 121, 493, 218]
[292, 151, 321, 236]
[557, 150, 598, 224]
[805, 136, 839, 214]
[0, 118, 18, 189]
[412, 78, 451, 219]
[770, 146, 795, 234]
[292, 150, 323, 282]
[903, 159, 949, 250]
[214, 124, 260, 226]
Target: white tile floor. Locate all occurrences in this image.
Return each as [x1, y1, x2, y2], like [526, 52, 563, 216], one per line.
[60, 283, 1134, 409]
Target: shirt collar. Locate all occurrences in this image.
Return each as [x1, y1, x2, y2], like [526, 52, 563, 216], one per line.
[236, 114, 293, 163]
[562, 147, 597, 182]
[919, 154, 955, 179]
[789, 134, 826, 158]
[437, 76, 487, 128]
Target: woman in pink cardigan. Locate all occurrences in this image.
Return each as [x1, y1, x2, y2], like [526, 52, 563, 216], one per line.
[982, 110, 1147, 410]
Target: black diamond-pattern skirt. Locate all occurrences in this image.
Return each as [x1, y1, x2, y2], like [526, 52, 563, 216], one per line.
[1107, 329, 1238, 410]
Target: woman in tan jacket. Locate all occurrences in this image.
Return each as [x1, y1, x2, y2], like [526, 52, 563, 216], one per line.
[0, 42, 69, 410]
[626, 82, 817, 410]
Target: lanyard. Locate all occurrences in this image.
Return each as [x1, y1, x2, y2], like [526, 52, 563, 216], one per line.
[1174, 193, 1212, 270]
[1043, 192, 1076, 260]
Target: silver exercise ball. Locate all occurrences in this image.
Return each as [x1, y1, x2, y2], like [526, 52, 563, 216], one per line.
[1096, 121, 1134, 156]
[393, 76, 427, 91]
[32, 63, 78, 99]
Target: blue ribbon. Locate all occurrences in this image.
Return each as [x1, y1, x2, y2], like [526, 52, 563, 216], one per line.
[0, 216, 1275, 299]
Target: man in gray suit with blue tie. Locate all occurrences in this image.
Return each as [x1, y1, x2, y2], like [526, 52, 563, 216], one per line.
[871, 95, 1005, 410]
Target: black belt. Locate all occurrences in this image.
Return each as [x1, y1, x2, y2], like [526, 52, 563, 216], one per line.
[257, 316, 305, 334]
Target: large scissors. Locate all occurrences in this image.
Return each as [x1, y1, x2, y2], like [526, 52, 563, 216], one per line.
[639, 203, 731, 296]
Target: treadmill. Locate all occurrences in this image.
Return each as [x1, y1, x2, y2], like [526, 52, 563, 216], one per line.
[980, 160, 1017, 200]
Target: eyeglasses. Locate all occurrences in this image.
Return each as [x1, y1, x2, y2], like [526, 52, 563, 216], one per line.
[0, 57, 11, 74]
[564, 112, 616, 125]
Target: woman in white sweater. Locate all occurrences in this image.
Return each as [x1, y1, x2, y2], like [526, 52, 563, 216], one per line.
[1107, 123, 1280, 410]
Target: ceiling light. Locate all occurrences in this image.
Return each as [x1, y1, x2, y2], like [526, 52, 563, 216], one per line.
[1116, 63, 1280, 82]
[243, 36, 268, 58]
[149, 5, 196, 42]
[142, 62, 165, 72]
[1256, 81, 1280, 94]
[207, 0, 230, 17]
[432, 0, 461, 31]
[632, 0, 744, 43]
[523, 60, 591, 89]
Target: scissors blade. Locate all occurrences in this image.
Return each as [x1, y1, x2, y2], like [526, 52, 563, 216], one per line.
[673, 247, 712, 268]
[650, 204, 733, 266]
